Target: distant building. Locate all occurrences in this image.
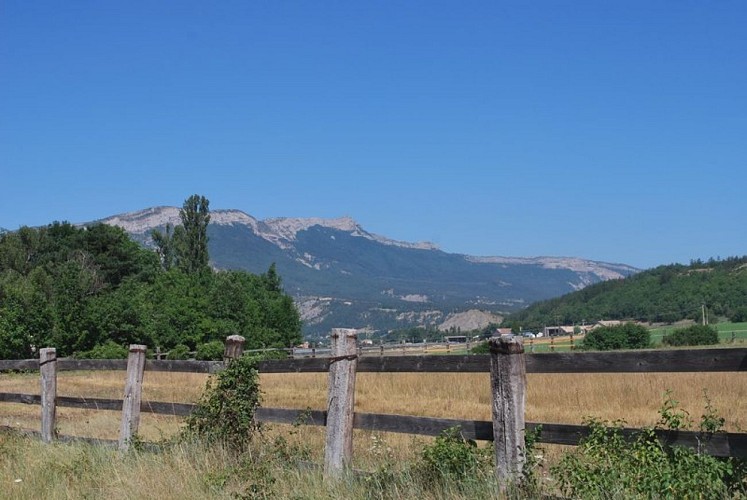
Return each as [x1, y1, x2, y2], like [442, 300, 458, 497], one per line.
[445, 335, 468, 343]
[543, 326, 575, 337]
[595, 320, 623, 328]
[493, 328, 513, 337]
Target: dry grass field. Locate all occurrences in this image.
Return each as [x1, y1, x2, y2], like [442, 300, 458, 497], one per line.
[1, 368, 745, 441]
[1, 365, 746, 498]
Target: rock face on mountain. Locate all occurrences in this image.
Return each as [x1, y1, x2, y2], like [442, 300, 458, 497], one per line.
[98, 206, 639, 338]
[438, 310, 505, 332]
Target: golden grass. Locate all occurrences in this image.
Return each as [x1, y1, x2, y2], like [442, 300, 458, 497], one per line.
[1, 368, 745, 444]
[1, 366, 746, 498]
[261, 371, 747, 430]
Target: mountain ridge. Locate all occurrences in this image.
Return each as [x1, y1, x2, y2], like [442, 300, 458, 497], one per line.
[94, 205, 640, 337]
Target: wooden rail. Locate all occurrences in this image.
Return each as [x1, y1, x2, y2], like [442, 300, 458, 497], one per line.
[1, 339, 746, 482]
[3, 347, 744, 374]
[2, 393, 745, 458]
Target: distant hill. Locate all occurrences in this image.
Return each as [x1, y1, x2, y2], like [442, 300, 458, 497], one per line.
[97, 206, 639, 338]
[503, 257, 747, 330]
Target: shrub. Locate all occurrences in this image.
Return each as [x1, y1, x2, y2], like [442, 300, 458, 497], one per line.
[551, 393, 746, 498]
[75, 340, 128, 359]
[663, 324, 719, 346]
[167, 344, 191, 360]
[470, 341, 490, 354]
[417, 427, 493, 487]
[730, 306, 747, 323]
[580, 322, 650, 350]
[184, 355, 261, 450]
[195, 341, 224, 361]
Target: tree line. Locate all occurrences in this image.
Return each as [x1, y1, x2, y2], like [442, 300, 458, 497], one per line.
[503, 256, 747, 331]
[0, 195, 302, 359]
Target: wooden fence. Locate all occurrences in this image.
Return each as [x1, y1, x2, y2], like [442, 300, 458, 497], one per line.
[1, 331, 746, 483]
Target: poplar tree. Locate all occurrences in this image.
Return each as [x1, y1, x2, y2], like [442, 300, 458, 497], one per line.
[176, 194, 211, 273]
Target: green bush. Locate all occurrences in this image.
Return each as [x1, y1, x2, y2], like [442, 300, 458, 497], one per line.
[167, 344, 191, 360]
[663, 324, 719, 346]
[195, 341, 224, 361]
[417, 427, 493, 486]
[469, 341, 490, 354]
[184, 355, 261, 450]
[75, 340, 128, 359]
[580, 322, 650, 351]
[730, 306, 747, 323]
[551, 393, 746, 498]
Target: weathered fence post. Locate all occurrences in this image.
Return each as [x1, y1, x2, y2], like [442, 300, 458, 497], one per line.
[39, 347, 57, 443]
[324, 328, 358, 478]
[490, 335, 526, 488]
[118, 344, 146, 451]
[224, 335, 246, 364]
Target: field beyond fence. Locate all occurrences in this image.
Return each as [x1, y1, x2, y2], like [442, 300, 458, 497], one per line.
[2, 333, 746, 484]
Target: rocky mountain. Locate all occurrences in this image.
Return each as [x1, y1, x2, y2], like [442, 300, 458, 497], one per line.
[97, 206, 639, 338]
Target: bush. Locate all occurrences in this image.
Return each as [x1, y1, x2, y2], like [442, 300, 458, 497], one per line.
[663, 324, 719, 346]
[195, 341, 224, 361]
[580, 322, 650, 350]
[167, 344, 191, 360]
[75, 340, 128, 359]
[551, 393, 746, 498]
[184, 355, 261, 450]
[469, 341, 490, 354]
[730, 306, 747, 323]
[417, 427, 493, 487]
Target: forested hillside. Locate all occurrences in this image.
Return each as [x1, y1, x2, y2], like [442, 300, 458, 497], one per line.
[504, 257, 747, 330]
[0, 197, 301, 359]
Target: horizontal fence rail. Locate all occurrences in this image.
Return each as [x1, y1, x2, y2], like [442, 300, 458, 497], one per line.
[2, 392, 745, 458]
[2, 348, 745, 374]
[259, 348, 747, 373]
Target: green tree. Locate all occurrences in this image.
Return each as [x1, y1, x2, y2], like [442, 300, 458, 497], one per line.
[151, 223, 177, 271]
[176, 194, 210, 273]
[662, 324, 719, 346]
[580, 322, 650, 351]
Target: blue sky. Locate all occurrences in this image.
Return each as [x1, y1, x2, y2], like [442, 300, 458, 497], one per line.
[1, 1, 745, 269]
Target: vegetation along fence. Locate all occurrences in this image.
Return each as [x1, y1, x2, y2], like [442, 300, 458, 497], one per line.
[1, 330, 746, 483]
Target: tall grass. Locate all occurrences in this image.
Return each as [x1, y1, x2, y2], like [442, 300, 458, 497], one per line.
[0, 429, 514, 499]
[1, 370, 745, 439]
[1, 364, 746, 498]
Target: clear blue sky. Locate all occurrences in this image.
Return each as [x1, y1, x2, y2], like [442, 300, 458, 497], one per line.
[1, 1, 745, 269]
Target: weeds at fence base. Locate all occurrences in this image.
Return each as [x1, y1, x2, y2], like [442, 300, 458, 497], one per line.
[550, 392, 747, 499]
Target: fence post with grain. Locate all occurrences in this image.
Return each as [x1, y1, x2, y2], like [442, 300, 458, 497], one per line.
[118, 344, 146, 451]
[490, 335, 526, 486]
[39, 347, 57, 444]
[223, 335, 246, 364]
[324, 328, 358, 478]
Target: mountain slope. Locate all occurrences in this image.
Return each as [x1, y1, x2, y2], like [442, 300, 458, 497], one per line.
[98, 206, 639, 338]
[503, 257, 747, 329]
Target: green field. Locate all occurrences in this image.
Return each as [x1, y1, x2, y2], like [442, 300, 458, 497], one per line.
[520, 322, 747, 353]
[649, 321, 747, 346]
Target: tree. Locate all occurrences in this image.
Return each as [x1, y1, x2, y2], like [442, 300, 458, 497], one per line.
[176, 195, 211, 273]
[151, 223, 176, 271]
[580, 323, 650, 351]
[662, 325, 719, 346]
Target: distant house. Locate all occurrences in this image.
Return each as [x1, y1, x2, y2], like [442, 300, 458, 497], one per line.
[595, 320, 623, 328]
[493, 328, 513, 337]
[445, 335, 468, 343]
[543, 326, 575, 337]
